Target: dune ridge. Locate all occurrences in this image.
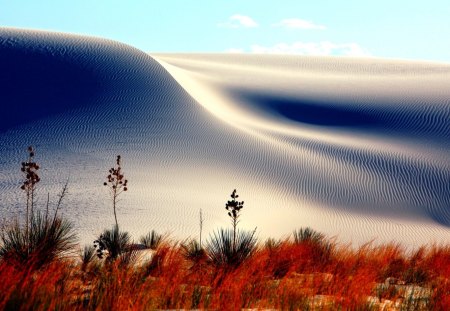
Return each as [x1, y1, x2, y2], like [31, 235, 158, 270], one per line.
[1, 28, 449, 246]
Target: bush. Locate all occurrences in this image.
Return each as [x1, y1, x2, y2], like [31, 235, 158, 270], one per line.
[293, 227, 333, 267]
[0, 146, 77, 269]
[94, 225, 130, 262]
[140, 230, 163, 250]
[265, 237, 282, 251]
[0, 212, 77, 268]
[182, 239, 207, 263]
[206, 228, 257, 268]
[80, 244, 96, 271]
[293, 227, 325, 244]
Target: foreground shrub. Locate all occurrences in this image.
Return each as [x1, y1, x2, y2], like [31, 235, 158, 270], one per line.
[0, 260, 73, 310]
[182, 239, 207, 264]
[206, 228, 257, 269]
[0, 212, 77, 269]
[140, 230, 163, 250]
[0, 146, 77, 269]
[293, 227, 324, 244]
[79, 244, 96, 272]
[265, 237, 283, 251]
[93, 225, 130, 262]
[293, 227, 334, 267]
[2, 233, 450, 310]
[207, 189, 258, 269]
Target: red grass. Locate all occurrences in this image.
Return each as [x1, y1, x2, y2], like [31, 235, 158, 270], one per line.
[1, 238, 450, 310]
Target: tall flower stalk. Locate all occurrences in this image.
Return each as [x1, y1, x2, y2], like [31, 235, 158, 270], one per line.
[103, 155, 128, 229]
[225, 189, 244, 251]
[199, 208, 204, 247]
[20, 146, 40, 243]
[1, 146, 77, 267]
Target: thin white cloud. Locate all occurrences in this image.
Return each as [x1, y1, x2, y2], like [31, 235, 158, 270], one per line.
[218, 14, 259, 28]
[248, 41, 371, 57]
[273, 18, 326, 30]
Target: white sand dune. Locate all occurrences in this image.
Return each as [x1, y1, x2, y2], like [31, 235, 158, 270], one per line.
[1, 28, 449, 246]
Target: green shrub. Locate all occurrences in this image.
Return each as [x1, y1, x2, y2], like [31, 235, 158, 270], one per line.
[182, 239, 207, 263]
[0, 146, 77, 269]
[93, 225, 130, 262]
[206, 228, 257, 268]
[140, 230, 163, 250]
[0, 212, 77, 268]
[293, 227, 324, 244]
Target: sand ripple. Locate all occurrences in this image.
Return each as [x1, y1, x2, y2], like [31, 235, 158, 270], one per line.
[1, 29, 449, 246]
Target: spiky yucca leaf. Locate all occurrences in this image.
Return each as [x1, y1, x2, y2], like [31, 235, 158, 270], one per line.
[94, 225, 130, 262]
[206, 228, 257, 268]
[182, 239, 207, 262]
[139, 230, 163, 250]
[0, 212, 77, 268]
[293, 227, 334, 266]
[265, 237, 282, 251]
[293, 227, 324, 244]
[80, 245, 96, 266]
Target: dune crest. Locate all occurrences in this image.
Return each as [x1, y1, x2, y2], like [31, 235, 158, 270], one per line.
[1, 29, 450, 246]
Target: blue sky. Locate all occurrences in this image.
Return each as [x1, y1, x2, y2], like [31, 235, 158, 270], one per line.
[1, 0, 450, 62]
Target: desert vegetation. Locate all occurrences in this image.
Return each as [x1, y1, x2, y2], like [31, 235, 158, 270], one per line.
[1, 148, 450, 310]
[0, 147, 77, 270]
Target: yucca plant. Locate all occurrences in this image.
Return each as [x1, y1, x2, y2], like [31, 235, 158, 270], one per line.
[95, 155, 131, 263]
[206, 228, 257, 268]
[103, 155, 128, 229]
[139, 230, 163, 250]
[0, 212, 77, 268]
[207, 189, 257, 268]
[265, 237, 283, 251]
[20, 146, 40, 242]
[93, 225, 130, 262]
[293, 227, 324, 244]
[182, 239, 207, 263]
[293, 227, 333, 266]
[225, 189, 244, 251]
[0, 147, 77, 269]
[117, 246, 140, 268]
[30, 212, 77, 263]
[80, 245, 96, 271]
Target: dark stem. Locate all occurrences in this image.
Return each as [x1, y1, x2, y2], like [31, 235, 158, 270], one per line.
[30, 184, 34, 229]
[113, 187, 119, 230]
[52, 180, 69, 225]
[45, 192, 50, 223]
[25, 184, 30, 247]
[29, 153, 35, 234]
[25, 153, 32, 251]
[233, 216, 237, 252]
[199, 209, 203, 247]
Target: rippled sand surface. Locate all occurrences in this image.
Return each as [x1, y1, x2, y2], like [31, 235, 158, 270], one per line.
[1, 29, 449, 246]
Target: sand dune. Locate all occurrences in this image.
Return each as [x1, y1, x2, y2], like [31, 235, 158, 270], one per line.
[1, 28, 450, 246]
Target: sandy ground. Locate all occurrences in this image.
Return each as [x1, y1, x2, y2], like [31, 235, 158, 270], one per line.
[1, 28, 449, 247]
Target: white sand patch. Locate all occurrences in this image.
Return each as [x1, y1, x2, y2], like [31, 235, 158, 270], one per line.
[1, 29, 449, 247]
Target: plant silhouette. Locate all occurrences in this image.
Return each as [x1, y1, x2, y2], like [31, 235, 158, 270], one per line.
[20, 146, 40, 242]
[103, 155, 128, 229]
[225, 189, 244, 251]
[93, 225, 130, 262]
[1, 146, 77, 268]
[206, 189, 257, 269]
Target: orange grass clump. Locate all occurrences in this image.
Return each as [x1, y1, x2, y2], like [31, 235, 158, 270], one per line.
[1, 236, 450, 310]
